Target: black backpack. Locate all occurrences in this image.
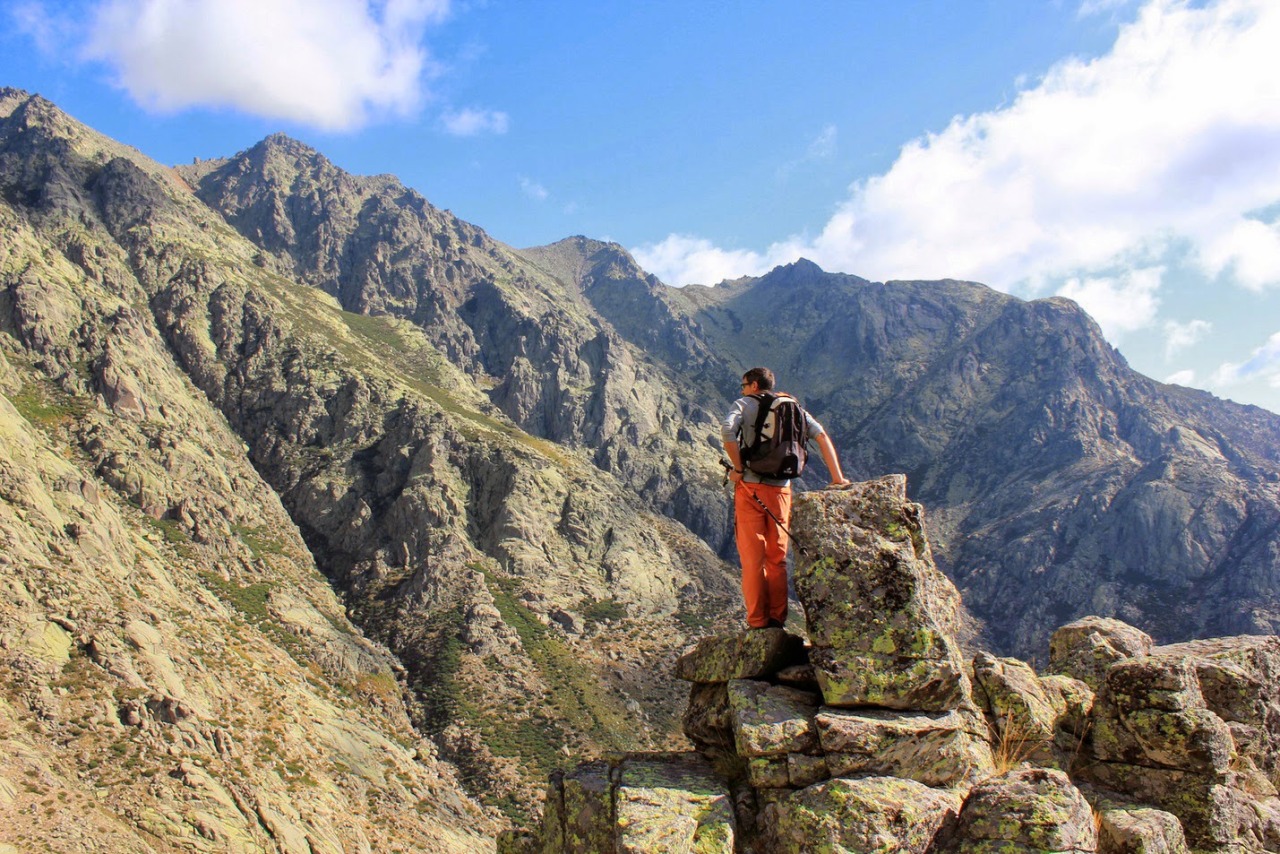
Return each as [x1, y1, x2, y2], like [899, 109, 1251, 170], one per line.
[741, 392, 809, 479]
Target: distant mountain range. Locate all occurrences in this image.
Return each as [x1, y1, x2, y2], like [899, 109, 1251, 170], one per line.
[3, 86, 1280, 843]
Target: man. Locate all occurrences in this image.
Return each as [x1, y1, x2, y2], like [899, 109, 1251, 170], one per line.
[722, 367, 850, 629]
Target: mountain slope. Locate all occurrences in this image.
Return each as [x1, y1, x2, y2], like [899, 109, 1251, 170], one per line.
[0, 88, 492, 851]
[178, 140, 736, 556]
[0, 87, 739, 836]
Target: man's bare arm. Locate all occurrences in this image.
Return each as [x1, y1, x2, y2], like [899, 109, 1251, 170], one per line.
[816, 433, 851, 487]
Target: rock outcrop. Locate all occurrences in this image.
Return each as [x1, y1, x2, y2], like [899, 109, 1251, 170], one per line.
[523, 476, 1280, 853]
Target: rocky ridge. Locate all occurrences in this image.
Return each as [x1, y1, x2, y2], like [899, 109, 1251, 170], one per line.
[181, 122, 1280, 662]
[177, 141, 735, 556]
[8, 83, 1280, 848]
[520, 477, 1280, 852]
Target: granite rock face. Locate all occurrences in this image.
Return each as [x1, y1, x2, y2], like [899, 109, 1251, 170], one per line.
[946, 767, 1097, 853]
[792, 475, 974, 711]
[763, 776, 963, 854]
[525, 479, 1280, 853]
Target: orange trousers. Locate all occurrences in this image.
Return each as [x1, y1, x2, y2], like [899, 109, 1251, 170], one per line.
[734, 481, 792, 628]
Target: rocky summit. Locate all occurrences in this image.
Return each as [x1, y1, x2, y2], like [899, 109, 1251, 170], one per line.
[521, 477, 1280, 853]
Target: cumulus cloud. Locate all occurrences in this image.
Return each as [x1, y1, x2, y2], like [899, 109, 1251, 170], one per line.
[632, 235, 785, 287]
[73, 0, 452, 130]
[1213, 330, 1280, 386]
[441, 107, 510, 137]
[1164, 368, 1196, 386]
[1055, 267, 1163, 340]
[636, 0, 1280, 318]
[1163, 318, 1212, 359]
[632, 235, 809, 287]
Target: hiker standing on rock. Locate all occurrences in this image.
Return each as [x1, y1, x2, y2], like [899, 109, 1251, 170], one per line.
[723, 367, 850, 630]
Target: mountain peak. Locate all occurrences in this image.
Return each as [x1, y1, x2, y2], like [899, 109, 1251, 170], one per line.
[244, 132, 328, 167]
[759, 257, 826, 285]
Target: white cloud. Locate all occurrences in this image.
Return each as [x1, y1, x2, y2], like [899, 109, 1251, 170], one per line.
[441, 107, 510, 137]
[1213, 330, 1280, 386]
[1164, 368, 1196, 385]
[519, 176, 548, 201]
[632, 235, 781, 287]
[74, 0, 451, 130]
[637, 0, 1280, 315]
[1162, 318, 1212, 359]
[1055, 267, 1163, 340]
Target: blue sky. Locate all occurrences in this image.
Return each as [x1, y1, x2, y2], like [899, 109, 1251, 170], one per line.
[4, 0, 1280, 414]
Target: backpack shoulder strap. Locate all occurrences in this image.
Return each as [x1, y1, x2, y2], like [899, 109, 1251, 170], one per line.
[741, 392, 776, 458]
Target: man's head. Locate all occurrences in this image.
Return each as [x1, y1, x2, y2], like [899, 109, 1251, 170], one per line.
[741, 367, 775, 394]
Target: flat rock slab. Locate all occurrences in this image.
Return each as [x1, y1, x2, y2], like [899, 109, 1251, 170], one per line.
[762, 775, 962, 854]
[539, 754, 736, 854]
[817, 708, 994, 788]
[674, 629, 806, 684]
[809, 646, 972, 711]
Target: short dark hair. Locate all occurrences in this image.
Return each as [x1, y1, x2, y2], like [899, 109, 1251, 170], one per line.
[743, 367, 774, 391]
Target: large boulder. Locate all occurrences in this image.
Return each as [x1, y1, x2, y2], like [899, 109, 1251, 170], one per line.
[1048, 617, 1154, 690]
[726, 680, 820, 758]
[1154, 636, 1280, 785]
[1089, 657, 1233, 773]
[536, 754, 735, 854]
[792, 476, 973, 711]
[945, 767, 1097, 853]
[1096, 806, 1189, 854]
[761, 775, 962, 854]
[613, 757, 736, 853]
[1078, 641, 1280, 849]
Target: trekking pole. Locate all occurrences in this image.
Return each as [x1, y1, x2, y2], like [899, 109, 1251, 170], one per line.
[720, 459, 807, 555]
